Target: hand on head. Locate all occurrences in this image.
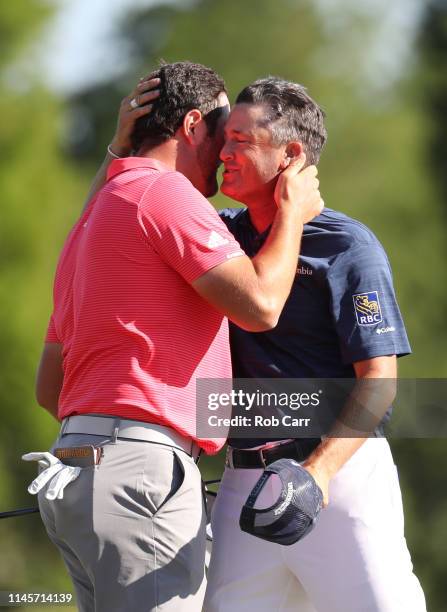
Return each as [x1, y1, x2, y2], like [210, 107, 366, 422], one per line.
[109, 72, 161, 157]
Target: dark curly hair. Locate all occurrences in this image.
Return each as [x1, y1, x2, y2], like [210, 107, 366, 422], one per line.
[236, 77, 327, 165]
[131, 61, 227, 151]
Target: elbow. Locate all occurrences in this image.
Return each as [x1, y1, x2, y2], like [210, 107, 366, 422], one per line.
[241, 318, 278, 333]
[35, 374, 47, 409]
[35, 381, 44, 408]
[238, 298, 282, 332]
[386, 378, 398, 405]
[254, 311, 280, 332]
[35, 383, 58, 414]
[35, 387, 50, 411]
[35, 390, 59, 419]
[256, 296, 283, 330]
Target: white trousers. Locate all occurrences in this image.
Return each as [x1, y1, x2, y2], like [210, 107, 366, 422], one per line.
[204, 438, 426, 612]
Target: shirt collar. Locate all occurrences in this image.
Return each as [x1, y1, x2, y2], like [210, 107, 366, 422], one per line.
[107, 156, 173, 181]
[240, 208, 272, 240]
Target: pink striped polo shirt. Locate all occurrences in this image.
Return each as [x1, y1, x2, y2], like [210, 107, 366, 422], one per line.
[46, 157, 244, 453]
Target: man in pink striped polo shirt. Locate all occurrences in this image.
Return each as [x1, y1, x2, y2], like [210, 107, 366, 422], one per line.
[33, 62, 322, 611]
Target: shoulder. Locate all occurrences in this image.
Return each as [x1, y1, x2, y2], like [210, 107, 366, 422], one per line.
[307, 208, 388, 262]
[141, 170, 214, 219]
[149, 170, 204, 199]
[312, 208, 382, 245]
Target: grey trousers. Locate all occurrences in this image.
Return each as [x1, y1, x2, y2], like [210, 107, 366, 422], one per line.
[38, 433, 206, 612]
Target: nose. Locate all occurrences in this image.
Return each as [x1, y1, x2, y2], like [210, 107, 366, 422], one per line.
[220, 140, 234, 163]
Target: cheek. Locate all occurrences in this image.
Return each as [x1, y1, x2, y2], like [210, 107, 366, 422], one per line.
[200, 140, 218, 171]
[246, 152, 279, 184]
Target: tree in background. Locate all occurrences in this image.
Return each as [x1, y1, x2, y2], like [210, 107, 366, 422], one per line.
[418, 0, 447, 213]
[391, 1, 447, 608]
[0, 0, 86, 595]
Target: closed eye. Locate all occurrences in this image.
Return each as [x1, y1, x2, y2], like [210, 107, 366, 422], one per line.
[224, 130, 250, 144]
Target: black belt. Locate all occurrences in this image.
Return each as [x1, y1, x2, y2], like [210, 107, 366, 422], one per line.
[226, 438, 321, 469]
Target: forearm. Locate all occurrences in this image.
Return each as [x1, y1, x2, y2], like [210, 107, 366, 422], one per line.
[303, 436, 366, 485]
[80, 75, 160, 216]
[40, 401, 60, 422]
[249, 156, 321, 321]
[251, 206, 303, 317]
[80, 147, 124, 215]
[303, 357, 397, 497]
[193, 159, 321, 331]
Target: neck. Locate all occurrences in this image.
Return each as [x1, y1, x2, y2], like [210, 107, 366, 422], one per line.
[137, 139, 179, 171]
[245, 195, 277, 234]
[137, 139, 198, 188]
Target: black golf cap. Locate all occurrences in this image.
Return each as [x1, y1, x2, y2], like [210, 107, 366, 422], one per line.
[239, 458, 323, 546]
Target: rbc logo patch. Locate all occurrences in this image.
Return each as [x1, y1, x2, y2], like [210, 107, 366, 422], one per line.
[352, 291, 383, 326]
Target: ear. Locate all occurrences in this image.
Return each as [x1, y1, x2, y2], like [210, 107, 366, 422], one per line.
[279, 141, 303, 170]
[181, 109, 204, 145]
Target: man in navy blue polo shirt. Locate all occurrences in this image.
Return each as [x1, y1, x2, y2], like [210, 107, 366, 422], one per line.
[204, 78, 426, 612]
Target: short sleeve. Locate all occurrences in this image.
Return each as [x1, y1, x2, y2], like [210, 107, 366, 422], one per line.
[327, 242, 411, 364]
[139, 172, 245, 283]
[45, 315, 59, 343]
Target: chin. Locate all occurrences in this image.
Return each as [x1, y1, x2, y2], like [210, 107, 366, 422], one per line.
[202, 179, 219, 198]
[220, 181, 233, 196]
[220, 182, 243, 203]
[204, 186, 218, 198]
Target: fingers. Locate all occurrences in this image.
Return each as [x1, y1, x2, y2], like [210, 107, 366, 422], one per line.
[284, 152, 306, 175]
[46, 466, 81, 501]
[27, 463, 65, 495]
[22, 452, 59, 468]
[119, 98, 155, 119]
[137, 77, 161, 93]
[310, 192, 324, 220]
[290, 152, 306, 167]
[129, 77, 160, 105]
[139, 70, 159, 83]
[122, 76, 161, 111]
[128, 104, 154, 121]
[124, 83, 160, 116]
[299, 164, 318, 178]
[316, 196, 324, 216]
[138, 90, 160, 105]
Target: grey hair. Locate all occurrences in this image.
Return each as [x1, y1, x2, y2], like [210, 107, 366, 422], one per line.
[235, 77, 327, 165]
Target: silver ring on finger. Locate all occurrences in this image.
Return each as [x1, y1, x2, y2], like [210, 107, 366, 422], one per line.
[129, 97, 139, 110]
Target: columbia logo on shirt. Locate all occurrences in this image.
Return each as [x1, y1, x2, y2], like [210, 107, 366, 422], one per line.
[297, 265, 313, 276]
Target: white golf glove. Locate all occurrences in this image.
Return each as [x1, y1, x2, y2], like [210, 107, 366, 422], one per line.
[22, 452, 81, 500]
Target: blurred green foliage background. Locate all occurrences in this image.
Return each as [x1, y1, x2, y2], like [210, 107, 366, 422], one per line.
[1, 0, 446, 610]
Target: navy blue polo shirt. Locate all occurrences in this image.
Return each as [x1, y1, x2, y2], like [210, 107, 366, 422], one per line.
[219, 207, 411, 448]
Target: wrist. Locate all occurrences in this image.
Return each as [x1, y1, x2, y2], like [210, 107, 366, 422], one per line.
[302, 452, 333, 482]
[108, 139, 132, 158]
[276, 201, 304, 220]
